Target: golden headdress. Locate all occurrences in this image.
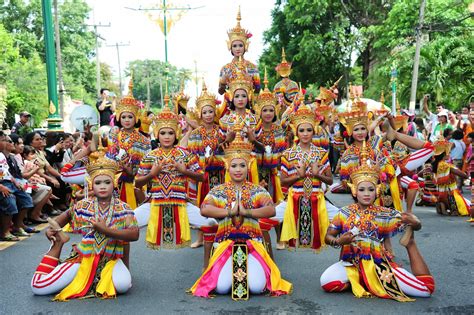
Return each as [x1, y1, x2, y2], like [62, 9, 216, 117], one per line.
[338, 108, 369, 136]
[433, 136, 452, 156]
[172, 79, 190, 114]
[347, 141, 381, 196]
[374, 90, 389, 119]
[223, 130, 254, 168]
[254, 68, 279, 118]
[315, 77, 342, 121]
[290, 103, 319, 133]
[227, 56, 254, 102]
[275, 48, 292, 78]
[116, 76, 140, 119]
[86, 140, 120, 186]
[227, 6, 251, 51]
[392, 100, 409, 131]
[139, 109, 153, 134]
[154, 94, 181, 138]
[196, 80, 217, 117]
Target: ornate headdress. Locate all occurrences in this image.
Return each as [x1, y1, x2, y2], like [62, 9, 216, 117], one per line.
[223, 130, 254, 168]
[254, 68, 279, 118]
[227, 6, 251, 51]
[86, 140, 120, 186]
[116, 76, 140, 119]
[433, 136, 452, 156]
[290, 103, 319, 133]
[347, 141, 381, 196]
[227, 56, 254, 102]
[275, 48, 292, 78]
[172, 79, 190, 114]
[373, 90, 389, 119]
[392, 100, 409, 131]
[139, 109, 153, 134]
[196, 80, 217, 117]
[338, 108, 369, 136]
[154, 94, 181, 138]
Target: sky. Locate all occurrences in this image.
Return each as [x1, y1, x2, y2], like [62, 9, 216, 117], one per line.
[85, 0, 275, 103]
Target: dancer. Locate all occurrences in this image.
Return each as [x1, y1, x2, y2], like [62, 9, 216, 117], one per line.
[135, 98, 204, 249]
[273, 48, 298, 111]
[280, 104, 333, 251]
[190, 133, 292, 299]
[31, 150, 139, 300]
[320, 143, 435, 301]
[106, 79, 151, 210]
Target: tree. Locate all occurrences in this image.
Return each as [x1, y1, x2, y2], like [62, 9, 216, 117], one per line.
[126, 60, 191, 109]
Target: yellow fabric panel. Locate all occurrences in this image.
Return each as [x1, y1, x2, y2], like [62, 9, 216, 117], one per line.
[54, 255, 95, 301]
[124, 182, 137, 210]
[345, 265, 371, 298]
[280, 188, 297, 242]
[453, 190, 469, 216]
[96, 259, 118, 298]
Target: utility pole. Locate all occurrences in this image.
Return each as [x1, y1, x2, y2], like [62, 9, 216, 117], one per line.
[53, 0, 65, 118]
[391, 68, 398, 115]
[106, 42, 130, 96]
[41, 0, 62, 131]
[86, 22, 110, 97]
[194, 60, 198, 97]
[409, 0, 427, 113]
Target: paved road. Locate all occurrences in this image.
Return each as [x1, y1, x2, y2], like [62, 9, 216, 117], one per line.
[1, 192, 473, 314]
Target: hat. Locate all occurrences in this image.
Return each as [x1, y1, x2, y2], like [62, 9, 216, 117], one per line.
[20, 111, 31, 117]
[401, 109, 415, 118]
[437, 110, 449, 117]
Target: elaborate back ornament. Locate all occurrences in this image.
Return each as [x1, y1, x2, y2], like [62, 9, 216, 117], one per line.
[275, 48, 292, 78]
[347, 141, 381, 195]
[172, 79, 190, 114]
[86, 139, 120, 185]
[254, 68, 279, 118]
[433, 136, 452, 156]
[227, 6, 251, 51]
[154, 94, 181, 138]
[392, 100, 409, 131]
[227, 56, 254, 102]
[196, 80, 217, 117]
[116, 76, 140, 119]
[223, 129, 254, 168]
[373, 90, 389, 119]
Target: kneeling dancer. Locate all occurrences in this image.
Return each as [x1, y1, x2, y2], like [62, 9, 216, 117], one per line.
[31, 153, 139, 301]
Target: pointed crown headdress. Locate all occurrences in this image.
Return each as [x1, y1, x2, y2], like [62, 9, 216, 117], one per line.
[254, 68, 279, 118]
[86, 139, 120, 185]
[196, 80, 217, 116]
[392, 99, 409, 131]
[275, 48, 292, 78]
[227, 56, 254, 102]
[227, 6, 251, 51]
[154, 94, 181, 138]
[223, 130, 254, 168]
[373, 90, 389, 119]
[139, 109, 153, 134]
[347, 141, 380, 195]
[172, 79, 190, 114]
[338, 85, 369, 136]
[433, 136, 452, 156]
[116, 75, 140, 119]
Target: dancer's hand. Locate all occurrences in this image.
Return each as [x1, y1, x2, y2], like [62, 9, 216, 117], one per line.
[296, 161, 306, 178]
[337, 231, 356, 245]
[259, 179, 268, 188]
[45, 228, 59, 242]
[172, 160, 187, 173]
[230, 201, 239, 217]
[311, 161, 321, 177]
[91, 217, 108, 234]
[246, 127, 257, 143]
[225, 130, 236, 144]
[150, 160, 163, 177]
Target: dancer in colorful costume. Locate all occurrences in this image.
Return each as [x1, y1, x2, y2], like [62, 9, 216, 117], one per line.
[219, 57, 259, 184]
[253, 69, 287, 253]
[431, 137, 470, 216]
[135, 97, 204, 249]
[31, 146, 139, 300]
[273, 48, 298, 112]
[185, 81, 225, 267]
[190, 132, 292, 299]
[217, 7, 260, 118]
[320, 143, 435, 301]
[280, 104, 333, 251]
[106, 79, 151, 209]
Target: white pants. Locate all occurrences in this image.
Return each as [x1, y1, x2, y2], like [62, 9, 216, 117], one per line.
[320, 261, 432, 298]
[215, 253, 266, 295]
[31, 259, 131, 296]
[134, 202, 217, 228]
[404, 148, 433, 171]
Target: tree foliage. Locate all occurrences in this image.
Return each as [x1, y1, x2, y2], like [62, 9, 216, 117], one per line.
[260, 0, 473, 110]
[127, 60, 191, 110]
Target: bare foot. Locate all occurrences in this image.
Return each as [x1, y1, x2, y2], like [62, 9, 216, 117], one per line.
[276, 242, 286, 250]
[400, 226, 413, 247]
